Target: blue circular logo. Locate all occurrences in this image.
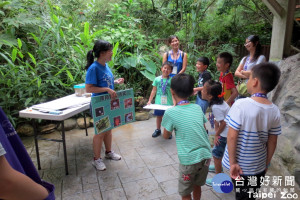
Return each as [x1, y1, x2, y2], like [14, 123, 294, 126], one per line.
[211, 173, 233, 193]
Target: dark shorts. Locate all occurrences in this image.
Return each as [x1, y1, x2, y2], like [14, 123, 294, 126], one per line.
[212, 136, 227, 159]
[154, 109, 165, 116]
[232, 171, 266, 200]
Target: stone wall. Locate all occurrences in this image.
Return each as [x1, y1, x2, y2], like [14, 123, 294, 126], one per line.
[269, 53, 300, 184]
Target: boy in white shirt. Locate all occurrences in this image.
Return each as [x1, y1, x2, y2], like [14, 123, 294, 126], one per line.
[222, 62, 281, 200]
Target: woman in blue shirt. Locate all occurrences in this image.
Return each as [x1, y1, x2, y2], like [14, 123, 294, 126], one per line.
[85, 40, 124, 171]
[162, 35, 188, 77]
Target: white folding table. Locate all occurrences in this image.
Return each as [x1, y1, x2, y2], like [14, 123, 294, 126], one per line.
[19, 94, 91, 175]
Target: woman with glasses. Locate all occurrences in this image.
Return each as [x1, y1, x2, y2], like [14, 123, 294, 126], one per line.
[234, 35, 266, 97]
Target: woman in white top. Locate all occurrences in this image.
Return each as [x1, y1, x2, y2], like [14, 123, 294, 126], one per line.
[235, 35, 266, 98]
[235, 35, 266, 79]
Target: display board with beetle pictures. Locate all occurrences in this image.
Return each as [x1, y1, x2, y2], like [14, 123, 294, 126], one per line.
[91, 89, 135, 134]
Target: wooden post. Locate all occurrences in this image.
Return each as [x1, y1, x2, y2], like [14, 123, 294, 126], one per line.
[262, 0, 296, 61]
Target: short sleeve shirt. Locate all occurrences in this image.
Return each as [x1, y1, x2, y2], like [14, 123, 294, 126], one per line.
[211, 102, 230, 137]
[152, 76, 173, 105]
[219, 72, 235, 104]
[222, 98, 281, 175]
[0, 142, 6, 156]
[162, 104, 211, 165]
[85, 61, 114, 97]
[240, 55, 266, 72]
[197, 71, 212, 99]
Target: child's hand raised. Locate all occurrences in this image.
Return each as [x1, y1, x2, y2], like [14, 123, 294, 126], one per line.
[115, 78, 124, 84]
[193, 88, 198, 95]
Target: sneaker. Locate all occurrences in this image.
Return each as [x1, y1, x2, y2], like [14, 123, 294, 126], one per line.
[206, 178, 212, 186]
[105, 151, 121, 160]
[168, 134, 172, 139]
[209, 165, 215, 172]
[92, 158, 106, 171]
[152, 129, 161, 137]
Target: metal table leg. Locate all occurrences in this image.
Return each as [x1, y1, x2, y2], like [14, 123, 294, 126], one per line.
[84, 112, 88, 136]
[61, 121, 69, 175]
[33, 120, 41, 170]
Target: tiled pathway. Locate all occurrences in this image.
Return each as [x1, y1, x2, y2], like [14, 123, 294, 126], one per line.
[21, 117, 297, 200]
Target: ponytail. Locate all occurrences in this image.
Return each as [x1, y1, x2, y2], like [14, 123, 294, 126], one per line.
[205, 80, 224, 107]
[254, 42, 262, 61]
[85, 50, 94, 70]
[85, 40, 113, 70]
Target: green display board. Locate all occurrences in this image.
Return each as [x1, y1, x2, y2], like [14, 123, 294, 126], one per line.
[91, 89, 135, 134]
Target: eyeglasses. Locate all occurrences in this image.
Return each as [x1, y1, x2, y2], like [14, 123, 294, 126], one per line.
[244, 41, 251, 46]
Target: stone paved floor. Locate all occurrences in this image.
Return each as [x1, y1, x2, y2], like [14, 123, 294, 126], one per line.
[21, 117, 299, 200]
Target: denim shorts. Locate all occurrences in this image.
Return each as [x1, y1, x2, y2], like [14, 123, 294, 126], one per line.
[212, 136, 227, 159]
[154, 109, 165, 116]
[195, 95, 209, 114]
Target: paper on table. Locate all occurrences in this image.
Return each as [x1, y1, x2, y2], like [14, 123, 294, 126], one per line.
[32, 95, 91, 111]
[143, 104, 173, 110]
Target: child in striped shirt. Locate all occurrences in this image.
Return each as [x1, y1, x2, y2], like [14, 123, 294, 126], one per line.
[162, 73, 211, 200]
[222, 62, 281, 200]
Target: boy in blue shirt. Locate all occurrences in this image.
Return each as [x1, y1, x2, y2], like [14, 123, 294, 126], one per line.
[162, 73, 211, 200]
[193, 57, 212, 114]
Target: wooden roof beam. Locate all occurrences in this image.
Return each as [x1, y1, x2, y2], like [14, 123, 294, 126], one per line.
[262, 0, 285, 17]
[263, 0, 297, 60]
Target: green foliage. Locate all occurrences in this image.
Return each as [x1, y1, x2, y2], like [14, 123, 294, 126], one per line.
[1, 0, 84, 125]
[0, 0, 273, 126]
[195, 0, 272, 44]
[0, 0, 42, 49]
[0, 0, 156, 125]
[135, 0, 271, 45]
[100, 0, 150, 50]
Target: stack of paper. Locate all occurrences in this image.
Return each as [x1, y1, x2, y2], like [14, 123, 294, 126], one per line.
[143, 104, 173, 111]
[32, 95, 91, 111]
